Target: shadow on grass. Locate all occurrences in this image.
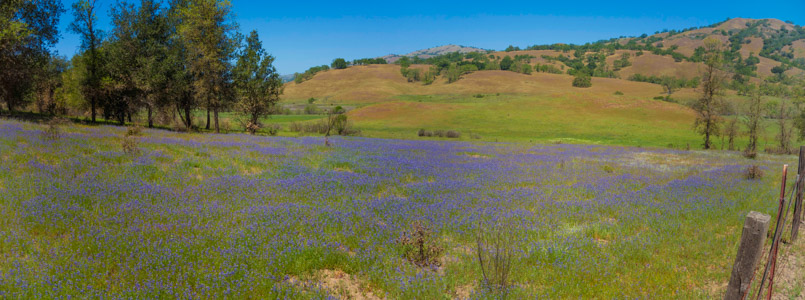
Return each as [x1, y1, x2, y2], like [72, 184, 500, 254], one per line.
[0, 109, 173, 130]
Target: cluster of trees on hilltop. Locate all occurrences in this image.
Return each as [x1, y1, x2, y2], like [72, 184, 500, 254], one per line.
[294, 65, 330, 83]
[393, 52, 564, 84]
[292, 57, 387, 84]
[351, 57, 386, 65]
[1, 0, 284, 134]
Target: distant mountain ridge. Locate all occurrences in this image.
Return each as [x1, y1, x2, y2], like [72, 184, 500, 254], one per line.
[381, 45, 488, 63]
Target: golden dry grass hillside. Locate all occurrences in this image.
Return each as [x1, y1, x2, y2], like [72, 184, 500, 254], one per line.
[282, 64, 696, 104]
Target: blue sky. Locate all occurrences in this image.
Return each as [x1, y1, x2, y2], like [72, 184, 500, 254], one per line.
[55, 0, 805, 74]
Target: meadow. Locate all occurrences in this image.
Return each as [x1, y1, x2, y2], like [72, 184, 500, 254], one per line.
[280, 66, 790, 149]
[0, 118, 797, 298]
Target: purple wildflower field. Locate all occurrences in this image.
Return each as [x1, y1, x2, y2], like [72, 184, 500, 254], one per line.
[0, 118, 792, 298]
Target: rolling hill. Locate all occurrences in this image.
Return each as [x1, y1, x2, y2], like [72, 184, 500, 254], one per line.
[280, 18, 805, 148]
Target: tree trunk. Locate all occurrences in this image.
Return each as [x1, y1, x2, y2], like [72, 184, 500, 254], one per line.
[127, 111, 132, 123]
[205, 98, 210, 130]
[147, 105, 153, 128]
[213, 107, 219, 133]
[184, 106, 192, 130]
[91, 96, 96, 122]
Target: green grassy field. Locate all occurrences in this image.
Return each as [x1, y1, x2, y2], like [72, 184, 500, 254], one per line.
[348, 93, 697, 147]
[280, 93, 791, 151]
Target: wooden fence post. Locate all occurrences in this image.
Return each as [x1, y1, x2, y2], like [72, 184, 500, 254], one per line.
[725, 211, 771, 300]
[792, 146, 805, 241]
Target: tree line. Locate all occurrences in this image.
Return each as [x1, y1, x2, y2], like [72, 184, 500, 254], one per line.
[692, 37, 805, 155]
[1, 0, 284, 134]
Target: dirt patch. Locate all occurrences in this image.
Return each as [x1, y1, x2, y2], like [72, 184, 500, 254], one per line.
[242, 166, 262, 176]
[283, 269, 382, 299]
[455, 284, 474, 299]
[333, 167, 353, 173]
[629, 152, 706, 172]
[317, 269, 381, 300]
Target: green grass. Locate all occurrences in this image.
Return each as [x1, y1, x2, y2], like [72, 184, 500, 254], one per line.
[344, 93, 797, 150]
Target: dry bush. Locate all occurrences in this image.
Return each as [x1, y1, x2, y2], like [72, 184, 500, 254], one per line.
[41, 117, 68, 141]
[245, 122, 260, 135]
[743, 148, 757, 159]
[764, 147, 794, 155]
[745, 165, 764, 180]
[286, 120, 356, 136]
[220, 120, 231, 134]
[125, 124, 143, 137]
[289, 122, 303, 132]
[476, 222, 514, 299]
[446, 130, 461, 138]
[433, 130, 445, 138]
[305, 120, 329, 134]
[122, 125, 142, 156]
[397, 221, 444, 268]
[417, 129, 433, 137]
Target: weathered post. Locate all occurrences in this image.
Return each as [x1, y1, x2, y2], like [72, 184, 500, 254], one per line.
[792, 146, 805, 241]
[725, 211, 771, 300]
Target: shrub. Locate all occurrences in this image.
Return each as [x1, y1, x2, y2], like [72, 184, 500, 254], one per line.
[289, 122, 303, 132]
[41, 117, 67, 141]
[446, 130, 461, 138]
[765, 147, 794, 155]
[473, 94, 485, 98]
[476, 222, 514, 298]
[334, 119, 359, 136]
[745, 165, 764, 179]
[304, 104, 320, 115]
[340, 124, 360, 136]
[572, 75, 592, 88]
[398, 221, 443, 268]
[433, 130, 445, 137]
[418, 129, 426, 137]
[122, 125, 142, 156]
[305, 120, 329, 134]
[125, 124, 143, 137]
[266, 124, 281, 136]
[743, 148, 757, 159]
[245, 122, 260, 135]
[614, 91, 624, 95]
